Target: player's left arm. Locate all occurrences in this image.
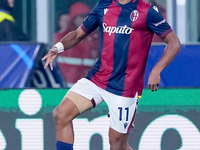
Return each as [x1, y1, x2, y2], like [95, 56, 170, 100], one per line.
[148, 31, 181, 91]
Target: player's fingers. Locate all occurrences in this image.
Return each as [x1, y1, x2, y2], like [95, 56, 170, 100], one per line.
[153, 84, 159, 91]
[44, 58, 50, 69]
[151, 85, 155, 92]
[51, 48, 58, 53]
[148, 84, 159, 92]
[154, 84, 158, 91]
[148, 84, 152, 90]
[155, 84, 159, 91]
[44, 63, 48, 69]
[148, 84, 151, 90]
[50, 61, 53, 70]
[42, 49, 55, 60]
[41, 55, 48, 61]
[42, 51, 52, 60]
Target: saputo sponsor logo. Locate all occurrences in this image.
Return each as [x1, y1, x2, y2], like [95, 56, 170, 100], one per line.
[103, 23, 134, 36]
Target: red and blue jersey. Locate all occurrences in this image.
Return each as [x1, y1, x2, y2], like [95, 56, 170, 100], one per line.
[81, 0, 172, 97]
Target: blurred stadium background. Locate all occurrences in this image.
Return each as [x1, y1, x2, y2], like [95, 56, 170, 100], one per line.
[0, 0, 200, 149]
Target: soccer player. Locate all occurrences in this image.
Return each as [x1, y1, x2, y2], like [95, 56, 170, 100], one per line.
[42, 0, 181, 149]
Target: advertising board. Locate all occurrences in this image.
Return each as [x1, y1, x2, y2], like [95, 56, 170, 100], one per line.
[0, 89, 200, 149]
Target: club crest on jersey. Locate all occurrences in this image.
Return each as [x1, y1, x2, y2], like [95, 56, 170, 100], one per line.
[130, 10, 139, 22]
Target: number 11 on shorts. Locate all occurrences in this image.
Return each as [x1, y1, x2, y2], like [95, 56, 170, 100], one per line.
[118, 107, 129, 121]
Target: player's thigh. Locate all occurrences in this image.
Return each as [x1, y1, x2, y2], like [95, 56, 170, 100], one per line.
[65, 91, 94, 114]
[53, 96, 80, 122]
[63, 78, 104, 114]
[54, 90, 94, 119]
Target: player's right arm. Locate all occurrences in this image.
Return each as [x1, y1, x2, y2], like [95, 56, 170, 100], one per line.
[42, 27, 88, 70]
[42, 2, 99, 70]
[60, 27, 88, 50]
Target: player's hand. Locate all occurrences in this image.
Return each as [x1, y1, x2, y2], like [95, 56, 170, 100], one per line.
[148, 71, 160, 92]
[41, 47, 58, 70]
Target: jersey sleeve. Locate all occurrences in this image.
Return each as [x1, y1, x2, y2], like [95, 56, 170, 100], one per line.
[146, 5, 172, 39]
[81, 2, 100, 34]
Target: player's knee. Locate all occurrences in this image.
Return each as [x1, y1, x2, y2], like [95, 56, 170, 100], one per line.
[52, 107, 59, 122]
[52, 106, 71, 127]
[109, 136, 124, 150]
[52, 107, 61, 125]
[109, 129, 129, 150]
[52, 98, 79, 127]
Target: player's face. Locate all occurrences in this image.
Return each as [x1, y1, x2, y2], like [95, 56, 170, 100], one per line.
[7, 0, 14, 8]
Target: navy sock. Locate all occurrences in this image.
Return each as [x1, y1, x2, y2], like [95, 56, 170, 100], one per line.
[56, 141, 73, 150]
